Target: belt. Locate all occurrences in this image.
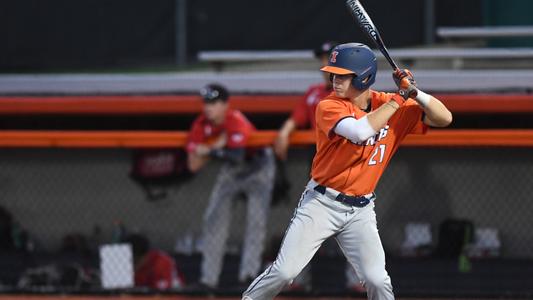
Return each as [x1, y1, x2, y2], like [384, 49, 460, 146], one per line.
[313, 183, 374, 208]
[246, 147, 272, 161]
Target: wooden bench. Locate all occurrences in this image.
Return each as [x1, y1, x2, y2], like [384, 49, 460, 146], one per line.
[437, 26, 533, 39]
[198, 50, 314, 63]
[197, 47, 533, 70]
[198, 47, 533, 62]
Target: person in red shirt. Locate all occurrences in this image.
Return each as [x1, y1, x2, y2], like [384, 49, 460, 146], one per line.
[242, 43, 452, 300]
[273, 41, 338, 160]
[187, 83, 276, 290]
[126, 233, 185, 290]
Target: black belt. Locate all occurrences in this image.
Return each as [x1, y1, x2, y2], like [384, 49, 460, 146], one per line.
[246, 147, 270, 161]
[314, 185, 371, 208]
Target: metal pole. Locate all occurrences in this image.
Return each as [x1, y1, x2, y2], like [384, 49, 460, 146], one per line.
[424, 0, 435, 45]
[176, 0, 187, 66]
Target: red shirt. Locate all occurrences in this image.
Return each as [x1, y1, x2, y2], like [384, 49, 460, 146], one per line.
[291, 83, 332, 129]
[186, 108, 255, 153]
[311, 90, 427, 196]
[135, 250, 184, 290]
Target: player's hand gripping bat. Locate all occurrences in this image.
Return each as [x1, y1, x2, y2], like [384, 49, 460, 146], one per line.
[345, 0, 417, 99]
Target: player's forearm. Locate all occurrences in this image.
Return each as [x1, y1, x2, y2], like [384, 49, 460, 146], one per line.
[274, 118, 296, 160]
[419, 92, 453, 127]
[187, 153, 208, 173]
[212, 133, 227, 149]
[278, 119, 297, 139]
[367, 100, 400, 131]
[335, 101, 399, 143]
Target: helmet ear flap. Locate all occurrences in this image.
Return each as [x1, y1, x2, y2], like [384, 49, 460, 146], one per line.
[352, 73, 374, 90]
[351, 75, 360, 89]
[329, 73, 334, 83]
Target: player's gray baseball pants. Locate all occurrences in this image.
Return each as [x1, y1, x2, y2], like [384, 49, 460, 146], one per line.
[200, 148, 275, 287]
[242, 179, 394, 300]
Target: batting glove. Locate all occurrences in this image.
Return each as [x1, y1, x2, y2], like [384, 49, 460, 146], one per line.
[393, 69, 418, 100]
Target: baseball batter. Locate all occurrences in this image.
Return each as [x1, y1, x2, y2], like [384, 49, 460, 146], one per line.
[242, 43, 452, 300]
[274, 40, 363, 292]
[187, 84, 276, 289]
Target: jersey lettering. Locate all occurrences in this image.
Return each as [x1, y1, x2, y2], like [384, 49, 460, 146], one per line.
[364, 136, 375, 146]
[311, 91, 427, 196]
[368, 144, 386, 166]
[352, 125, 389, 146]
[377, 125, 389, 141]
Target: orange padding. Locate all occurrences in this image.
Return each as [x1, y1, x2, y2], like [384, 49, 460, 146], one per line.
[1, 94, 533, 114]
[0, 129, 532, 148]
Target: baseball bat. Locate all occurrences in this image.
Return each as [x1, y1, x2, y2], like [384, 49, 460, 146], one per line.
[345, 0, 399, 71]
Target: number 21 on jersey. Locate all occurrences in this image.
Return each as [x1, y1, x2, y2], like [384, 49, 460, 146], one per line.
[368, 144, 386, 165]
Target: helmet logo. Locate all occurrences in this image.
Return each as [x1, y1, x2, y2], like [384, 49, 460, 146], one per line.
[330, 51, 339, 63]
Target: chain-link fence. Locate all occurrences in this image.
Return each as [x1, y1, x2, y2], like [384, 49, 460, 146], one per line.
[0, 146, 531, 297]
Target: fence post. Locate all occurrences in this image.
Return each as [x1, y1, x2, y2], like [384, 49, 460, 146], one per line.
[175, 0, 188, 66]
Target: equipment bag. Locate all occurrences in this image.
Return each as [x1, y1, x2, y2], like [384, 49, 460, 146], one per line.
[436, 218, 474, 258]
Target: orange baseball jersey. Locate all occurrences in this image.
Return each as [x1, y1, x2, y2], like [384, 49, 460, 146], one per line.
[311, 90, 427, 196]
[291, 83, 332, 129]
[186, 108, 255, 153]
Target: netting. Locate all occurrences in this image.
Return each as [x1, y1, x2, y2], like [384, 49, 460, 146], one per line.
[0, 146, 531, 296]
